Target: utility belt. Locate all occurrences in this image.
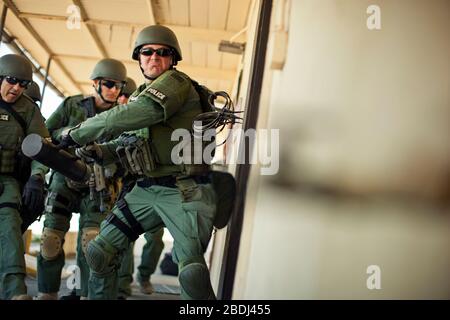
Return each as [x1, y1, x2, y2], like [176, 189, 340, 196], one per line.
[140, 174, 211, 203]
[106, 171, 236, 243]
[136, 174, 210, 189]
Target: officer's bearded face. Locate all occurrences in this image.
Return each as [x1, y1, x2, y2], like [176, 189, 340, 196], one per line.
[139, 44, 173, 79]
[1, 78, 25, 103]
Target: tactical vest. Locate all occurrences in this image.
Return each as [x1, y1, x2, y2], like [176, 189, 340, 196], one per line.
[127, 70, 207, 177]
[47, 95, 119, 191]
[0, 95, 37, 173]
[46, 95, 100, 138]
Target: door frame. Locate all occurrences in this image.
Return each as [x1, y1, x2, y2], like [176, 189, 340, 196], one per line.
[217, 0, 274, 300]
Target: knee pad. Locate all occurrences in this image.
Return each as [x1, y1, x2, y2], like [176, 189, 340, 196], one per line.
[81, 227, 99, 255]
[40, 227, 65, 261]
[85, 240, 114, 275]
[179, 262, 215, 300]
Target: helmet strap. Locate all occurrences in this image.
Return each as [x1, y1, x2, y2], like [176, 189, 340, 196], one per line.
[94, 79, 117, 105]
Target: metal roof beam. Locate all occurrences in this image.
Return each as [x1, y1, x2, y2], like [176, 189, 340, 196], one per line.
[2, 0, 82, 93]
[18, 12, 246, 44]
[145, 0, 156, 25]
[1, 30, 64, 97]
[72, 0, 108, 58]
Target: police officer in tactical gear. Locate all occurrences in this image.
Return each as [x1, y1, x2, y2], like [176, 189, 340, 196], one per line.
[0, 54, 50, 300]
[66, 25, 217, 300]
[36, 58, 127, 300]
[115, 77, 166, 298]
[117, 77, 136, 105]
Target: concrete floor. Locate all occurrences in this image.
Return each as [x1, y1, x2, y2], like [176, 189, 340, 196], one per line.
[25, 234, 180, 300]
[25, 274, 180, 300]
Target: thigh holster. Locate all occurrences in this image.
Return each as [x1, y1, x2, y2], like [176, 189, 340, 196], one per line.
[45, 192, 72, 217]
[105, 199, 144, 242]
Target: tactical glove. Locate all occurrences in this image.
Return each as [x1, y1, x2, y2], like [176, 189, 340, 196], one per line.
[75, 143, 103, 163]
[22, 174, 45, 215]
[58, 133, 79, 149]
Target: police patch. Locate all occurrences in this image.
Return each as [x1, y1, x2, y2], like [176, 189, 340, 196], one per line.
[147, 87, 167, 102]
[0, 114, 9, 121]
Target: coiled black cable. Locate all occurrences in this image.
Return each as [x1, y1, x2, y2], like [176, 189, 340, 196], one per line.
[192, 91, 243, 146]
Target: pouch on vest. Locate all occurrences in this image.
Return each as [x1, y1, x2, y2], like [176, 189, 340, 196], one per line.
[14, 143, 32, 190]
[0, 101, 32, 189]
[175, 176, 200, 202]
[209, 171, 236, 229]
[115, 133, 158, 176]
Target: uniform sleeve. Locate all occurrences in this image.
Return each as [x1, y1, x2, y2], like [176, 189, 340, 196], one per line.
[31, 160, 49, 178]
[45, 99, 68, 142]
[146, 70, 192, 121]
[28, 106, 50, 138]
[70, 95, 165, 146]
[98, 139, 121, 165]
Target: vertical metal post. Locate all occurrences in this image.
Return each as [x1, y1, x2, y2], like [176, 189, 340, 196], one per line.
[41, 56, 52, 103]
[0, 5, 8, 47]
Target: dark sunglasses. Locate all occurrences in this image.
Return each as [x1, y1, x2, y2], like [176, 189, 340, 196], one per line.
[139, 47, 173, 57]
[101, 79, 125, 90]
[5, 76, 31, 88]
[120, 93, 130, 98]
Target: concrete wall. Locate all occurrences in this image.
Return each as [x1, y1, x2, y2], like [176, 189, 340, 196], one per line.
[233, 0, 450, 299]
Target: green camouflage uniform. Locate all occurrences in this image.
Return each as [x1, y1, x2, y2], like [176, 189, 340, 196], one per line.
[0, 94, 49, 299]
[117, 228, 164, 298]
[70, 69, 217, 300]
[37, 95, 119, 297]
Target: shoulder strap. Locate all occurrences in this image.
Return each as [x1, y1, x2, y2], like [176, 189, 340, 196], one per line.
[191, 79, 215, 113]
[0, 100, 28, 133]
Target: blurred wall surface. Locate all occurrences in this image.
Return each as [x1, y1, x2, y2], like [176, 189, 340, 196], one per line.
[233, 0, 449, 299]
